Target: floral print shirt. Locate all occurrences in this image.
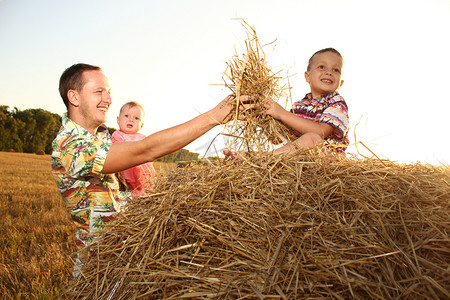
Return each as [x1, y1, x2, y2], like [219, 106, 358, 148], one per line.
[51, 114, 126, 257]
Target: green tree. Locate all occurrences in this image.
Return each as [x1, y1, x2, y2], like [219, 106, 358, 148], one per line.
[0, 106, 25, 152]
[15, 109, 62, 154]
[45, 111, 62, 153]
[0, 106, 62, 154]
[14, 109, 37, 153]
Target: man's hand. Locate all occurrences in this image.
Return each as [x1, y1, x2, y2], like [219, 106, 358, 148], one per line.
[211, 94, 257, 124]
[214, 94, 237, 124]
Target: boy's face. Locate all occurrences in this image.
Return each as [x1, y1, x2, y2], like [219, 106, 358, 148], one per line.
[305, 51, 344, 98]
[117, 105, 144, 134]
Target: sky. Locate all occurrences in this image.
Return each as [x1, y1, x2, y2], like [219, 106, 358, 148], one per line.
[1, 0, 449, 165]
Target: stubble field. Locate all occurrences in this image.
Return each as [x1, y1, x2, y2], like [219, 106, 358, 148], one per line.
[0, 151, 174, 299]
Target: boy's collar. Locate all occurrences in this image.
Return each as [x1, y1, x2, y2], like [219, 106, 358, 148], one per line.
[306, 91, 339, 101]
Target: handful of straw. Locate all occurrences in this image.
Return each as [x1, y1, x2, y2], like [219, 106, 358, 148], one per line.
[223, 21, 296, 152]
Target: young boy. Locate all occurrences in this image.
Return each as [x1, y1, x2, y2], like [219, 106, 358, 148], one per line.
[111, 101, 157, 196]
[264, 47, 349, 156]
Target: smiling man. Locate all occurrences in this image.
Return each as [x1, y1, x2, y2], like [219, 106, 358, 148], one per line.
[51, 63, 236, 272]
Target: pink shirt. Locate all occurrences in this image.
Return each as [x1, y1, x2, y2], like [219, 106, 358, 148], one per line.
[111, 130, 157, 196]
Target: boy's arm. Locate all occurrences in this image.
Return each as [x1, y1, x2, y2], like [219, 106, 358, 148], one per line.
[264, 98, 334, 138]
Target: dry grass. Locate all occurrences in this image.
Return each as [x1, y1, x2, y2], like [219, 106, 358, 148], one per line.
[153, 161, 177, 174]
[0, 151, 75, 299]
[65, 153, 449, 299]
[0, 152, 176, 299]
[222, 21, 296, 152]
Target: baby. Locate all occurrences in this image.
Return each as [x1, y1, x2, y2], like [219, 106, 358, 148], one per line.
[111, 101, 156, 197]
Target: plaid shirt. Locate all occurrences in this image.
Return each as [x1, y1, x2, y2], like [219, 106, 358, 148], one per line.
[291, 92, 349, 151]
[51, 114, 126, 257]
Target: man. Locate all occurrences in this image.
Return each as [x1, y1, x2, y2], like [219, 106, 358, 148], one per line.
[51, 63, 236, 267]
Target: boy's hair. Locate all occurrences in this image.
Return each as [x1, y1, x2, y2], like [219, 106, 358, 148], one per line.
[59, 63, 102, 109]
[307, 48, 343, 71]
[120, 101, 145, 117]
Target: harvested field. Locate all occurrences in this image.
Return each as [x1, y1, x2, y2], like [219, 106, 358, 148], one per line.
[65, 154, 450, 299]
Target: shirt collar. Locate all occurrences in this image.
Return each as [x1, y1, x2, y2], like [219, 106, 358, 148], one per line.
[62, 113, 110, 141]
[305, 91, 339, 103]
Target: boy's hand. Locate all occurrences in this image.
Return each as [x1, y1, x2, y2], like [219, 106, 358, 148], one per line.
[263, 97, 284, 120]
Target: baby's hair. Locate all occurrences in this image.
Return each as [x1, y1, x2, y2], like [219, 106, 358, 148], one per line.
[307, 48, 343, 71]
[120, 101, 145, 117]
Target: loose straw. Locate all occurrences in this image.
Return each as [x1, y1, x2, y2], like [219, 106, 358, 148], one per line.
[222, 20, 296, 153]
[65, 153, 450, 299]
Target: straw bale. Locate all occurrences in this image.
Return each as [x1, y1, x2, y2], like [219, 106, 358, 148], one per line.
[65, 154, 450, 299]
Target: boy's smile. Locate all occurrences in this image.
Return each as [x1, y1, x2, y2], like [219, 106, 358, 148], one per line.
[305, 51, 344, 98]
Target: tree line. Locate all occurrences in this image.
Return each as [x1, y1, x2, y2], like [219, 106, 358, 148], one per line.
[0, 106, 199, 162]
[0, 106, 61, 154]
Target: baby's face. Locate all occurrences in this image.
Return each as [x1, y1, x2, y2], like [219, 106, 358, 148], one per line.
[117, 105, 144, 134]
[305, 51, 344, 98]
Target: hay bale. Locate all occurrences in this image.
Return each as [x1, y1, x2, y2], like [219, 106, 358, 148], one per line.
[65, 154, 450, 299]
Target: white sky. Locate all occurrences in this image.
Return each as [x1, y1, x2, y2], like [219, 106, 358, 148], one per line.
[1, 0, 449, 165]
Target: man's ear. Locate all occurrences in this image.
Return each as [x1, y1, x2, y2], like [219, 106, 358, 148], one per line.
[67, 90, 80, 107]
[304, 71, 311, 84]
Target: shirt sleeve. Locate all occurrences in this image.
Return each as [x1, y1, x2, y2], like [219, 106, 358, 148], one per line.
[319, 101, 349, 140]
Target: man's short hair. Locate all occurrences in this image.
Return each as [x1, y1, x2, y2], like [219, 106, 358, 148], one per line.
[59, 63, 102, 109]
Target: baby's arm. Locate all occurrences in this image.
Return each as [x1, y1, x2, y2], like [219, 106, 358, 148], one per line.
[264, 98, 333, 138]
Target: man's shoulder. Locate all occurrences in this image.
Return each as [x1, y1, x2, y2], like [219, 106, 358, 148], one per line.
[53, 122, 103, 152]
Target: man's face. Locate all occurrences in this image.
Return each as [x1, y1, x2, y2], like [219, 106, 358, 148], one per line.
[76, 70, 112, 132]
[305, 51, 344, 98]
